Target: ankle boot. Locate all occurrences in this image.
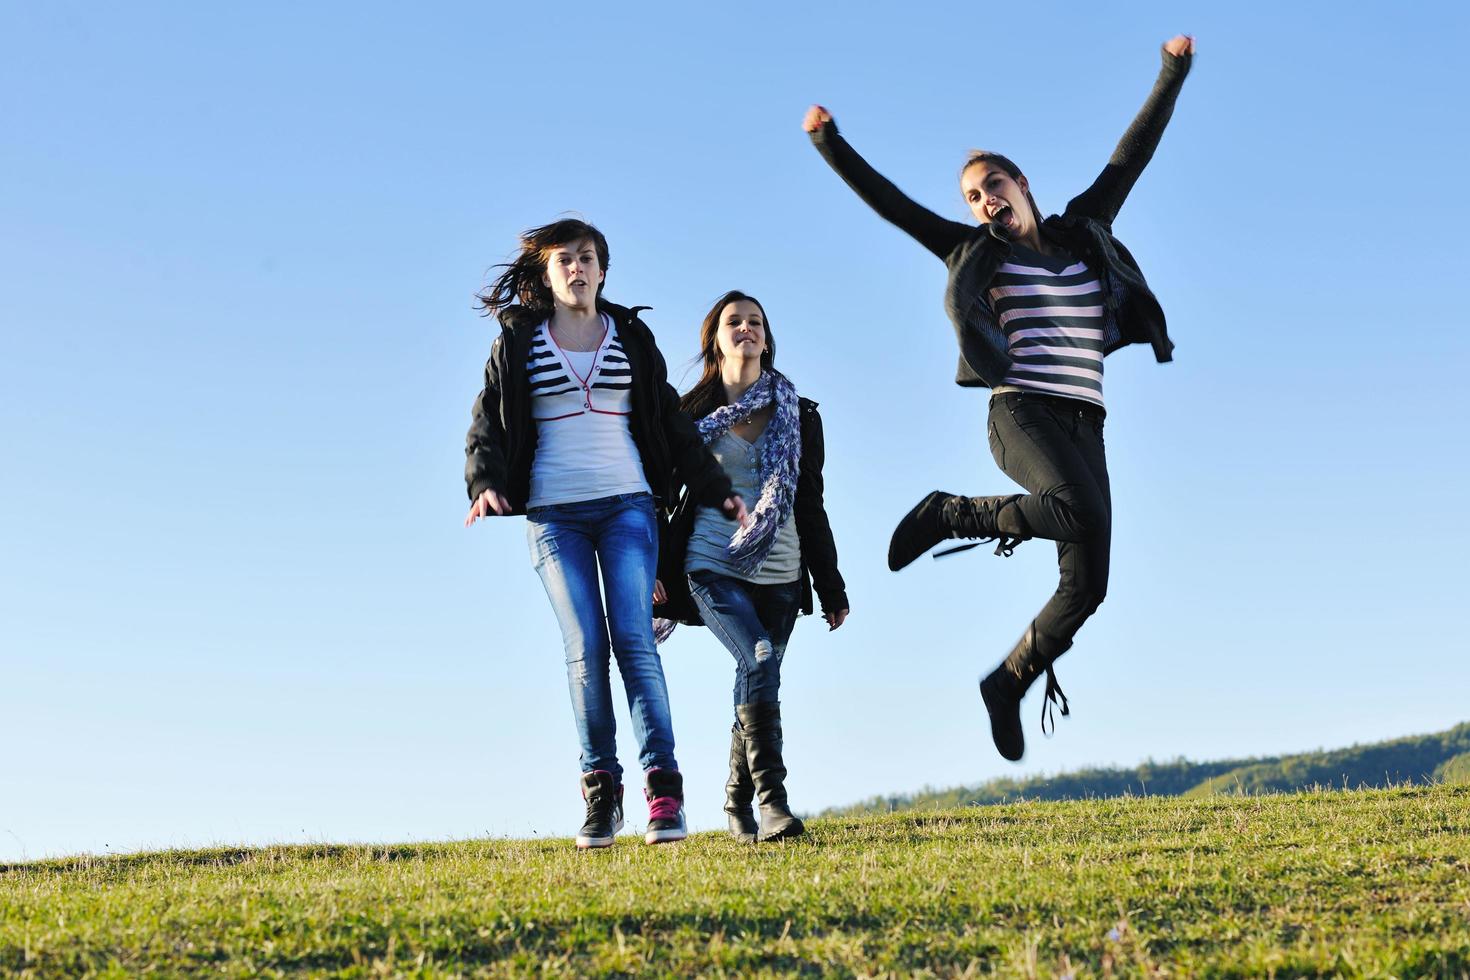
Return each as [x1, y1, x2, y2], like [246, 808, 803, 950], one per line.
[978, 623, 1072, 762]
[724, 723, 758, 843]
[575, 770, 624, 849]
[643, 768, 687, 844]
[888, 491, 1031, 571]
[735, 702, 805, 842]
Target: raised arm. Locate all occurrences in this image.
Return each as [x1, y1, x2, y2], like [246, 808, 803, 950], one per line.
[1064, 36, 1195, 227]
[805, 106, 971, 261]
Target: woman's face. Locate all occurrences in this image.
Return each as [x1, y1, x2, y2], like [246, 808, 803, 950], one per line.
[962, 163, 1034, 238]
[542, 239, 604, 310]
[715, 300, 766, 364]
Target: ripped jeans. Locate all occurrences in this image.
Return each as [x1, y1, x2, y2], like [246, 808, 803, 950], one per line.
[687, 571, 802, 708]
[527, 492, 676, 777]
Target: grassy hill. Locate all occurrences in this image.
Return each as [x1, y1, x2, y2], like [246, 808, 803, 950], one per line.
[823, 722, 1470, 817]
[3, 786, 1468, 977]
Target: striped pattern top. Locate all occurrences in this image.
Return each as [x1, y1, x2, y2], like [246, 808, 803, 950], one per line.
[527, 314, 635, 418]
[989, 244, 1106, 407]
[525, 315, 649, 508]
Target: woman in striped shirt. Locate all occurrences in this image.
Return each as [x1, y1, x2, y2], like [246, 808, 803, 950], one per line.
[803, 35, 1195, 762]
[464, 219, 747, 848]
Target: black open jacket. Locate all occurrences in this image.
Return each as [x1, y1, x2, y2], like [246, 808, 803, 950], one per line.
[464, 300, 733, 515]
[810, 49, 1192, 388]
[654, 396, 848, 624]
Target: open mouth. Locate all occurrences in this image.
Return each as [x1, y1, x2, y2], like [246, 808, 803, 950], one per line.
[989, 204, 1015, 228]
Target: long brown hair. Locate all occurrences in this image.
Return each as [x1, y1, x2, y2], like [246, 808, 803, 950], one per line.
[961, 151, 1044, 229]
[680, 290, 781, 420]
[476, 218, 610, 316]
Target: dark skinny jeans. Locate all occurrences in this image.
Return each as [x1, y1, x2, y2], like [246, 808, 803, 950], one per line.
[984, 391, 1111, 655]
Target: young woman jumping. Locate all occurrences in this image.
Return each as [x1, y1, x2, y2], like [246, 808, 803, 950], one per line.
[464, 219, 747, 848]
[653, 291, 848, 842]
[803, 36, 1194, 761]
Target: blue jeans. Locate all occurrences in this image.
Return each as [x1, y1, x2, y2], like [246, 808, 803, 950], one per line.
[687, 571, 801, 708]
[527, 493, 676, 778]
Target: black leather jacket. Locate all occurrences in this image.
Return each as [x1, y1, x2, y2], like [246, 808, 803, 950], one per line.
[464, 300, 733, 514]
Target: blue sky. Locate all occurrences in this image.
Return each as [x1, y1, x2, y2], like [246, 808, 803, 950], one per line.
[3, 2, 1467, 862]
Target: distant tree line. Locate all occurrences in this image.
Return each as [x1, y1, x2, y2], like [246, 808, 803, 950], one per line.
[821, 723, 1470, 817]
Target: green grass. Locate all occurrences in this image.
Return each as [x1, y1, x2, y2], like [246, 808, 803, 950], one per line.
[4, 786, 1469, 978]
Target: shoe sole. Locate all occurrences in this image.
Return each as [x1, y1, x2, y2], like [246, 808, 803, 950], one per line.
[575, 815, 624, 849]
[757, 823, 806, 843]
[644, 827, 687, 844]
[979, 675, 1025, 762]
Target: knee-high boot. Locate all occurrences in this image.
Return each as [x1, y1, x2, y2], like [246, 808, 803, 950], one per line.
[723, 723, 758, 843]
[978, 622, 1072, 762]
[735, 702, 805, 842]
[888, 491, 1031, 571]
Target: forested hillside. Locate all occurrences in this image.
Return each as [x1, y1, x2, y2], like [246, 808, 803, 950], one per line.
[824, 723, 1470, 816]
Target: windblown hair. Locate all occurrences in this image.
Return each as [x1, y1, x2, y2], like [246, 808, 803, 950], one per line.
[961, 151, 1045, 229]
[681, 290, 782, 420]
[476, 218, 610, 316]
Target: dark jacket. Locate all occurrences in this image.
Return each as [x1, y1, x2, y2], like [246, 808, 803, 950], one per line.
[654, 397, 848, 623]
[810, 49, 1192, 388]
[464, 300, 734, 514]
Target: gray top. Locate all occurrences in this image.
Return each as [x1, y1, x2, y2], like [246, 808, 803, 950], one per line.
[684, 429, 801, 584]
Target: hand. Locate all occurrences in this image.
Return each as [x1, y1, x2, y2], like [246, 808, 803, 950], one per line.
[1163, 34, 1195, 57]
[722, 495, 750, 527]
[653, 579, 668, 605]
[802, 104, 833, 133]
[824, 608, 849, 631]
[464, 488, 512, 526]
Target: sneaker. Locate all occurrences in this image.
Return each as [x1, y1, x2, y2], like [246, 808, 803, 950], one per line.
[643, 768, 687, 844]
[575, 770, 624, 849]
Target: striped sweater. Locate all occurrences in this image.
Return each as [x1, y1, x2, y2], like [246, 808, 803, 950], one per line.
[990, 244, 1106, 406]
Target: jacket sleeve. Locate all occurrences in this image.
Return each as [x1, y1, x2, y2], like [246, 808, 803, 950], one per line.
[793, 405, 848, 615]
[809, 120, 971, 261]
[464, 335, 509, 502]
[1064, 49, 1192, 228]
[651, 340, 734, 510]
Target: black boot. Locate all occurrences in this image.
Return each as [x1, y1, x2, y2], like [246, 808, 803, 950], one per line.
[888, 491, 1031, 571]
[724, 723, 758, 843]
[978, 623, 1072, 762]
[575, 770, 624, 849]
[736, 702, 805, 842]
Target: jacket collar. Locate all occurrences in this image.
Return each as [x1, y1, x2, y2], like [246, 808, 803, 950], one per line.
[497, 299, 650, 336]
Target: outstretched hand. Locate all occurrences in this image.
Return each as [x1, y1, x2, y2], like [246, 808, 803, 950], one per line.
[802, 104, 833, 133]
[1163, 34, 1195, 57]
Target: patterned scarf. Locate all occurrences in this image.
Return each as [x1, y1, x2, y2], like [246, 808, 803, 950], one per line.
[654, 370, 802, 644]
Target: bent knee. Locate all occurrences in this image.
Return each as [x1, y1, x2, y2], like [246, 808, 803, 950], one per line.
[1042, 488, 1109, 539]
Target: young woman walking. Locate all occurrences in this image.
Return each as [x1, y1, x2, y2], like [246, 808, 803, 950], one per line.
[802, 36, 1194, 761]
[464, 219, 747, 848]
[653, 291, 848, 842]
